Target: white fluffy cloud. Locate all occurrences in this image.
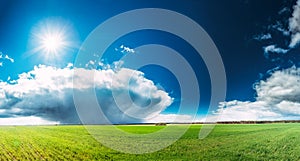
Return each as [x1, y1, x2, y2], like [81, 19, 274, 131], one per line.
[0, 64, 173, 124]
[215, 67, 300, 121]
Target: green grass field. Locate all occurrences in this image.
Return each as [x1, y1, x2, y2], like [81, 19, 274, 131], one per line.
[0, 124, 299, 160]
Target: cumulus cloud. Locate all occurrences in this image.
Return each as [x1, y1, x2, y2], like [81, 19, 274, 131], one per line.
[0, 52, 14, 66]
[0, 64, 173, 124]
[215, 67, 300, 121]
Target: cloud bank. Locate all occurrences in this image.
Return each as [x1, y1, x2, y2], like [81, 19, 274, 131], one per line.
[0, 64, 173, 124]
[215, 67, 300, 121]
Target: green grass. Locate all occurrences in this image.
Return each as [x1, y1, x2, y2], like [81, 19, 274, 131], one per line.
[0, 124, 299, 160]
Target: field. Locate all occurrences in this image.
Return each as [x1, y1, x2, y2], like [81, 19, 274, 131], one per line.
[0, 124, 300, 160]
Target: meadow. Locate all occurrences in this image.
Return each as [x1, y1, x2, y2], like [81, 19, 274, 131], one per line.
[0, 123, 299, 160]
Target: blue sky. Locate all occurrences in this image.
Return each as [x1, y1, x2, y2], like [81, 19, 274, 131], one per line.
[0, 0, 300, 124]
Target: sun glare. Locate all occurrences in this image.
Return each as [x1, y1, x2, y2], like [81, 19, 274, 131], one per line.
[41, 32, 64, 53]
[29, 18, 75, 62]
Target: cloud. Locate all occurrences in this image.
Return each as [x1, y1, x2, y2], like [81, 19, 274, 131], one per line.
[214, 67, 300, 121]
[0, 116, 58, 125]
[144, 114, 195, 123]
[116, 45, 135, 54]
[215, 101, 280, 121]
[263, 45, 289, 55]
[270, 21, 290, 36]
[258, 0, 300, 55]
[253, 33, 272, 41]
[289, 0, 300, 48]
[0, 52, 14, 67]
[4, 54, 14, 63]
[0, 64, 173, 124]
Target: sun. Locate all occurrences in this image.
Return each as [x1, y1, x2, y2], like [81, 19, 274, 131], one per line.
[36, 26, 69, 59]
[28, 18, 75, 62]
[41, 31, 65, 54]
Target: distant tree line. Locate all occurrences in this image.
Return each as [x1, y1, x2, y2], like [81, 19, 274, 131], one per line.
[57, 120, 300, 125]
[190, 120, 300, 124]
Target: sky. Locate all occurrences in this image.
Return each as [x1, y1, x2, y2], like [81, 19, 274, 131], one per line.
[0, 0, 300, 125]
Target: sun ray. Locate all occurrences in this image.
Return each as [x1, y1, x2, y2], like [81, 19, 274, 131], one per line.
[27, 18, 75, 63]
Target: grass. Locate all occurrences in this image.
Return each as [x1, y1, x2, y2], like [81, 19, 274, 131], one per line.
[0, 124, 299, 160]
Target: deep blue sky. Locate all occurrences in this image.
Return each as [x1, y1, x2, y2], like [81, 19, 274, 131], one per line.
[0, 0, 299, 122]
